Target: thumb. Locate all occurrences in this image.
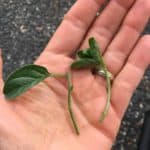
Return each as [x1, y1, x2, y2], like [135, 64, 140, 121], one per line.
[0, 49, 4, 93]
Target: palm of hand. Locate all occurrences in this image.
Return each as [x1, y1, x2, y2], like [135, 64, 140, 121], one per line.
[0, 53, 118, 150]
[0, 0, 150, 150]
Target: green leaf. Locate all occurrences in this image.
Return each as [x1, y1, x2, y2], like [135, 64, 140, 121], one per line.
[77, 48, 92, 59]
[3, 64, 51, 99]
[88, 37, 102, 64]
[71, 59, 98, 69]
[89, 37, 99, 50]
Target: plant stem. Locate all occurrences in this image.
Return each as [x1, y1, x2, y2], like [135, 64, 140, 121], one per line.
[67, 72, 80, 135]
[99, 70, 111, 122]
[97, 70, 114, 80]
[50, 73, 66, 78]
[98, 54, 112, 122]
[49, 72, 80, 134]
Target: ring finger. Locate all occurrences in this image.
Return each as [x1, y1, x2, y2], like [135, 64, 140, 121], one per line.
[103, 0, 150, 76]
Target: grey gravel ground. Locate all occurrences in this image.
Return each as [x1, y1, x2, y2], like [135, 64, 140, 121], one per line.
[0, 0, 150, 149]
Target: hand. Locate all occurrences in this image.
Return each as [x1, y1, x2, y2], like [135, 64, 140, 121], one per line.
[0, 0, 150, 149]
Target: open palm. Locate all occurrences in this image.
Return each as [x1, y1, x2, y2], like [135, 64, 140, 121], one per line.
[0, 0, 150, 149]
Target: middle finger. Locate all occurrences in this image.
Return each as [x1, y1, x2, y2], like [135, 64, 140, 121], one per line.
[80, 0, 135, 51]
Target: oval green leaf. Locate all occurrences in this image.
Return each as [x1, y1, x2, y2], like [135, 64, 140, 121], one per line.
[88, 37, 102, 64]
[3, 64, 51, 99]
[71, 59, 98, 69]
[77, 48, 92, 59]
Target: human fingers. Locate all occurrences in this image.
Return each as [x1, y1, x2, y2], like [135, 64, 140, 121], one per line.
[111, 35, 150, 118]
[80, 0, 135, 51]
[103, 0, 150, 76]
[37, 0, 105, 59]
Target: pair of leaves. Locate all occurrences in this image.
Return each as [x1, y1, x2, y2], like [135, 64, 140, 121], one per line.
[4, 38, 104, 99]
[71, 38, 102, 69]
[3, 37, 112, 135]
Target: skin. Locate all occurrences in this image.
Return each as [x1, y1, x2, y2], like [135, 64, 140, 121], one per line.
[0, 0, 150, 149]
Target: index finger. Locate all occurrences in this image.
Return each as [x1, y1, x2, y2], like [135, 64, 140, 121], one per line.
[38, 0, 105, 58]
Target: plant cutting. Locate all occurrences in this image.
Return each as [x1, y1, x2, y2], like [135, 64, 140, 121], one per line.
[3, 37, 113, 135]
[3, 64, 80, 135]
[71, 37, 113, 122]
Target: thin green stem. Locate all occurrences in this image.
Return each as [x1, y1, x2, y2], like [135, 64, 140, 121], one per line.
[98, 54, 112, 123]
[49, 72, 80, 134]
[50, 73, 66, 78]
[67, 72, 80, 135]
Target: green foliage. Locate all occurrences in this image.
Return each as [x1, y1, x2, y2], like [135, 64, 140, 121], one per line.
[3, 37, 113, 135]
[71, 58, 98, 69]
[71, 37, 112, 122]
[3, 65, 51, 99]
